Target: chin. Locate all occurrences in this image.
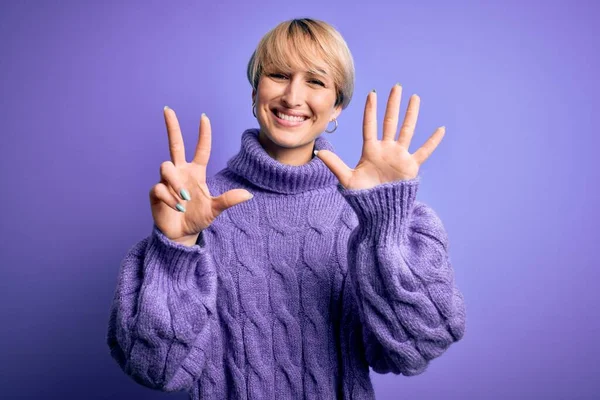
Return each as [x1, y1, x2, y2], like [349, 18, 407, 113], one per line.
[260, 125, 315, 149]
[266, 130, 304, 148]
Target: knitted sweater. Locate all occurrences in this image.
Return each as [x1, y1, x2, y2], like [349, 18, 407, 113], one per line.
[107, 128, 466, 400]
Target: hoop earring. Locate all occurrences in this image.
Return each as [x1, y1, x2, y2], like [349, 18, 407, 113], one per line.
[252, 102, 257, 118]
[325, 118, 338, 133]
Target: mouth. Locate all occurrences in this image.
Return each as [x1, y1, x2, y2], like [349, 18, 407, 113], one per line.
[271, 108, 310, 127]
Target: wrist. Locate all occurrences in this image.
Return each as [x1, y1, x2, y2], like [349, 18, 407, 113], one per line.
[172, 233, 200, 247]
[338, 179, 419, 244]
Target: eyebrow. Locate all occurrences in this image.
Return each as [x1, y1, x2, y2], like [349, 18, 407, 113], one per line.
[305, 69, 328, 79]
[307, 68, 328, 76]
[266, 65, 329, 80]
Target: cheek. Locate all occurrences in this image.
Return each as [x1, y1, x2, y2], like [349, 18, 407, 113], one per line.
[256, 90, 269, 104]
[312, 93, 337, 113]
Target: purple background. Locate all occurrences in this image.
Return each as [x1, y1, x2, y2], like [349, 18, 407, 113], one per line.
[1, 1, 598, 399]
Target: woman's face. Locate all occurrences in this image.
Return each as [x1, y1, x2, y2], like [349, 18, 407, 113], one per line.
[252, 66, 342, 155]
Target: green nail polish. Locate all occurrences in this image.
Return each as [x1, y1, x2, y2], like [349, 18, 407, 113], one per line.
[396, 82, 401, 86]
[176, 203, 186, 212]
[180, 189, 191, 201]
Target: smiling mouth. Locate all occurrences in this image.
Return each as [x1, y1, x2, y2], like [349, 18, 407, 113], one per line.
[271, 109, 309, 122]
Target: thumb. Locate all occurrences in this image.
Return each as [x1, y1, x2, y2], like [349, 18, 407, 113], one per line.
[212, 188, 254, 214]
[314, 149, 352, 187]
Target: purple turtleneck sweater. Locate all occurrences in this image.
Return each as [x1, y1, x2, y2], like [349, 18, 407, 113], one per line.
[107, 128, 466, 399]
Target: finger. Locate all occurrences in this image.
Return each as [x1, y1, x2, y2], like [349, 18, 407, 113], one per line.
[314, 149, 353, 188]
[159, 161, 191, 201]
[413, 126, 446, 164]
[164, 106, 187, 166]
[212, 189, 254, 215]
[382, 84, 402, 141]
[192, 113, 211, 166]
[362, 90, 377, 149]
[397, 94, 421, 150]
[149, 183, 186, 213]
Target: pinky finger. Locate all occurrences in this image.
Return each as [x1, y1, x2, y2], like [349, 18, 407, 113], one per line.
[150, 183, 186, 212]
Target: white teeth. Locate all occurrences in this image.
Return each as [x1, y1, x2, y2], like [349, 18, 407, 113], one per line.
[276, 111, 306, 122]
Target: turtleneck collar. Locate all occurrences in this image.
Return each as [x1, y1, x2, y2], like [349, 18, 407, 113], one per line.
[226, 128, 339, 194]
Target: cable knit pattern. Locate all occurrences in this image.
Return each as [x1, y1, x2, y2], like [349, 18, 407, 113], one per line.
[339, 180, 467, 376]
[107, 128, 466, 399]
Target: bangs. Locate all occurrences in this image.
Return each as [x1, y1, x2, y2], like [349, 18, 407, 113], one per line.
[261, 25, 330, 78]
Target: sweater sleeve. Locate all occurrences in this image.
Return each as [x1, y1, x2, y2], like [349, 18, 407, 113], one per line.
[106, 224, 217, 392]
[337, 177, 466, 376]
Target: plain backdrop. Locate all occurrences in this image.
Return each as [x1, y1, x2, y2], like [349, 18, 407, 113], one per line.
[1, 0, 598, 399]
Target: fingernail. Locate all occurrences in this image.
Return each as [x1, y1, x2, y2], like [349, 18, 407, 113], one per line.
[396, 83, 401, 86]
[314, 150, 319, 156]
[201, 112, 206, 117]
[164, 105, 170, 110]
[371, 89, 376, 93]
[180, 189, 191, 201]
[247, 193, 254, 200]
[176, 203, 186, 212]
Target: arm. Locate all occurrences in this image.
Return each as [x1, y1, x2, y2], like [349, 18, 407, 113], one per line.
[106, 224, 217, 391]
[338, 178, 466, 376]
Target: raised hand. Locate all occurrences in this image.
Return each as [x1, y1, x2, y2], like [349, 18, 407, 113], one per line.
[315, 84, 446, 190]
[149, 107, 254, 246]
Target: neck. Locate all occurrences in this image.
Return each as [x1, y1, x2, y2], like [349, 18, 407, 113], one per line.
[258, 130, 315, 166]
[226, 128, 338, 194]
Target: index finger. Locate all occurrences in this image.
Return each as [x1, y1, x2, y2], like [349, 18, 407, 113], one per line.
[192, 113, 211, 166]
[163, 106, 187, 166]
[397, 94, 420, 150]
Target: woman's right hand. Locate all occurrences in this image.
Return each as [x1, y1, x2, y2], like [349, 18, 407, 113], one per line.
[149, 107, 254, 246]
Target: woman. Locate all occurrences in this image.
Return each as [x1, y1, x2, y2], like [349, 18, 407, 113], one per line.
[107, 18, 466, 400]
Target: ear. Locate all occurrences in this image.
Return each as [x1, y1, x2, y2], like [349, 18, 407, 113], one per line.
[332, 104, 342, 120]
[251, 89, 256, 103]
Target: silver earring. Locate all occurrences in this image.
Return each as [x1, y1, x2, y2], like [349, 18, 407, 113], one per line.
[252, 102, 257, 118]
[325, 118, 338, 133]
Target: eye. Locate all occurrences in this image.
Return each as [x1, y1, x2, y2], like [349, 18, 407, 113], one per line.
[309, 79, 325, 87]
[269, 73, 288, 79]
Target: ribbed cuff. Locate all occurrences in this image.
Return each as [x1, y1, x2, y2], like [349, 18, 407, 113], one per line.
[337, 177, 420, 245]
[145, 225, 214, 287]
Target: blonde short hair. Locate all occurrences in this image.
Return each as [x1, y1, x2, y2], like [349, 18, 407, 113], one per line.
[247, 18, 355, 110]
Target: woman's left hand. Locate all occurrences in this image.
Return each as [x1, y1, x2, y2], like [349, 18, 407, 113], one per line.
[315, 84, 446, 190]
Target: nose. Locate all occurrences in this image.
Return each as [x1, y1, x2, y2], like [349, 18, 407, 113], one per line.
[281, 76, 305, 107]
